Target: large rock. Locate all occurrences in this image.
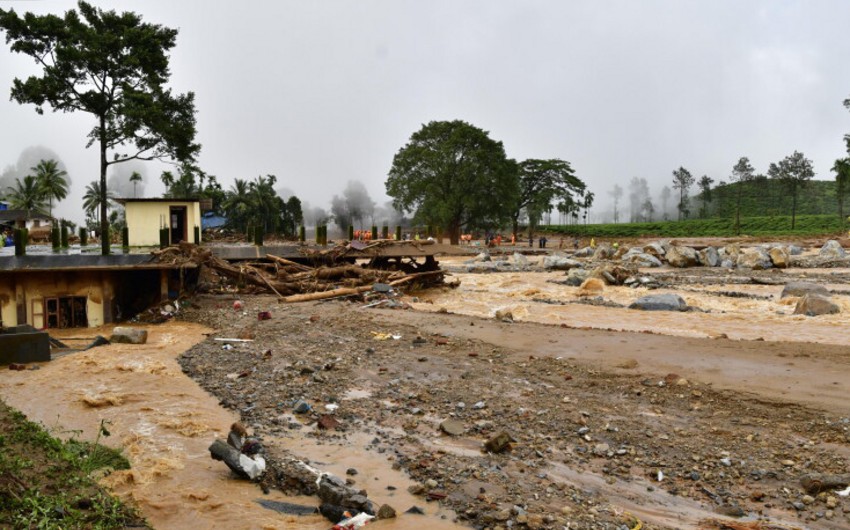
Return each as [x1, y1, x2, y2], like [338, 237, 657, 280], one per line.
[510, 252, 529, 269]
[768, 247, 790, 268]
[794, 294, 840, 316]
[628, 294, 689, 312]
[643, 241, 666, 257]
[573, 246, 594, 257]
[542, 254, 581, 270]
[110, 327, 148, 344]
[788, 244, 803, 256]
[666, 246, 699, 268]
[699, 246, 720, 267]
[736, 248, 772, 270]
[468, 251, 491, 263]
[820, 240, 846, 259]
[622, 250, 663, 268]
[593, 244, 614, 260]
[781, 281, 829, 299]
[564, 268, 590, 286]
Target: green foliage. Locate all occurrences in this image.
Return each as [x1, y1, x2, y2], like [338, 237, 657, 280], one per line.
[671, 166, 695, 220]
[0, 402, 144, 529]
[387, 120, 519, 244]
[31, 159, 68, 218]
[221, 176, 303, 238]
[0, 1, 199, 254]
[545, 214, 846, 238]
[5, 174, 47, 212]
[513, 158, 584, 235]
[767, 151, 815, 229]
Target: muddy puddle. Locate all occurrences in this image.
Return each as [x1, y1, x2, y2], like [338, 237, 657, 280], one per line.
[417, 258, 850, 345]
[0, 322, 463, 530]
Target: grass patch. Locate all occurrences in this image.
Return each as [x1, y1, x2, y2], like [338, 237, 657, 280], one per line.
[0, 400, 146, 529]
[544, 214, 848, 238]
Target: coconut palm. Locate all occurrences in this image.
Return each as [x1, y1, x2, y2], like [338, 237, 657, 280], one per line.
[31, 159, 68, 218]
[129, 171, 143, 198]
[7, 175, 48, 212]
[82, 180, 115, 225]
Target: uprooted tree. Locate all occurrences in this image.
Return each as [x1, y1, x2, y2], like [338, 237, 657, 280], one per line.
[386, 120, 519, 245]
[0, 1, 199, 254]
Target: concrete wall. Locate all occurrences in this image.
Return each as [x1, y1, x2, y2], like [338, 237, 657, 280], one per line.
[125, 201, 202, 246]
[0, 272, 106, 328]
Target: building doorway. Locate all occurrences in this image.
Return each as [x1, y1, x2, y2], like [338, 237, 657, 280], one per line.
[44, 296, 88, 328]
[169, 206, 187, 245]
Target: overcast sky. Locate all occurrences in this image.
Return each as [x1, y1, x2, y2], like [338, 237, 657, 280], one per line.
[1, 0, 849, 224]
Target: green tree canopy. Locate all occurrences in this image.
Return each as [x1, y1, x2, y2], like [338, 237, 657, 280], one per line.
[386, 120, 519, 244]
[730, 156, 755, 234]
[6, 175, 47, 212]
[129, 171, 143, 198]
[511, 158, 584, 236]
[768, 150, 815, 229]
[31, 158, 68, 218]
[0, 1, 199, 254]
[832, 157, 850, 227]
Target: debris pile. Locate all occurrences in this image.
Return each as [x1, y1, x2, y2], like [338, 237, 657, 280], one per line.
[154, 242, 448, 302]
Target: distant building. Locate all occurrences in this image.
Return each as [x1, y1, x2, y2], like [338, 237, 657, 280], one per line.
[117, 198, 202, 246]
[0, 208, 52, 231]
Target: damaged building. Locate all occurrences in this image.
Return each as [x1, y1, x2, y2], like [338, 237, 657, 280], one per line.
[0, 254, 195, 329]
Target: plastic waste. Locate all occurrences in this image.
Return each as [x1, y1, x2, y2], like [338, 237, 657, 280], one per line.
[239, 453, 266, 479]
[332, 512, 374, 529]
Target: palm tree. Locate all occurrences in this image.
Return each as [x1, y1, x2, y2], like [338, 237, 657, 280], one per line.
[31, 159, 68, 218]
[82, 180, 115, 226]
[129, 171, 143, 198]
[223, 179, 251, 233]
[7, 175, 47, 212]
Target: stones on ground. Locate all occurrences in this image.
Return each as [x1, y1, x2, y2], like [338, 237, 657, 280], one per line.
[699, 246, 720, 267]
[820, 240, 846, 259]
[781, 281, 829, 299]
[376, 504, 397, 519]
[484, 431, 516, 453]
[736, 247, 772, 270]
[794, 294, 840, 316]
[542, 254, 581, 270]
[592, 244, 613, 260]
[593, 443, 610, 456]
[621, 249, 663, 268]
[577, 278, 605, 297]
[573, 246, 594, 257]
[643, 241, 666, 257]
[666, 246, 698, 267]
[768, 246, 789, 268]
[510, 252, 529, 269]
[440, 418, 465, 436]
[494, 309, 514, 322]
[563, 268, 590, 286]
[109, 326, 148, 344]
[628, 294, 689, 312]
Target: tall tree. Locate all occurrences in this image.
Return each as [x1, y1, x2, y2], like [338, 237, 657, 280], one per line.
[510, 158, 584, 236]
[386, 120, 518, 244]
[609, 184, 623, 223]
[697, 175, 714, 218]
[129, 171, 143, 198]
[6, 175, 47, 212]
[767, 151, 815, 229]
[844, 95, 850, 153]
[671, 167, 694, 220]
[628, 177, 649, 222]
[832, 158, 850, 229]
[581, 190, 595, 227]
[31, 158, 68, 218]
[730, 157, 755, 235]
[0, 2, 199, 254]
[222, 179, 251, 233]
[82, 179, 114, 229]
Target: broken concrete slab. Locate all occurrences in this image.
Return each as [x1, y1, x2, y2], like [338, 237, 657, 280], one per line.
[0, 327, 50, 365]
[109, 326, 148, 344]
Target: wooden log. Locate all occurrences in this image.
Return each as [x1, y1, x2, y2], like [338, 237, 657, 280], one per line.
[209, 439, 249, 479]
[388, 270, 445, 286]
[280, 285, 373, 303]
[265, 254, 314, 272]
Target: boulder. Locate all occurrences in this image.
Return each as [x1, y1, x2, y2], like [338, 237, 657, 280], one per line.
[542, 254, 581, 270]
[591, 263, 638, 285]
[577, 278, 605, 297]
[788, 244, 803, 256]
[820, 240, 846, 259]
[643, 242, 666, 257]
[781, 281, 829, 299]
[794, 294, 840, 316]
[564, 268, 590, 286]
[573, 246, 594, 257]
[110, 327, 148, 344]
[666, 246, 699, 268]
[593, 244, 613, 260]
[722, 244, 740, 263]
[465, 262, 500, 273]
[622, 250, 663, 268]
[720, 259, 735, 269]
[470, 251, 491, 263]
[628, 294, 689, 312]
[510, 252, 529, 269]
[699, 246, 720, 267]
[736, 248, 772, 270]
[768, 247, 790, 268]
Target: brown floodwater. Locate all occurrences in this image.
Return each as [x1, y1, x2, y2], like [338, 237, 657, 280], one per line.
[418, 258, 850, 346]
[0, 322, 463, 530]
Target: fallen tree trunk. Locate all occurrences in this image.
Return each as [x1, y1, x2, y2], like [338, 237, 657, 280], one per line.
[280, 285, 374, 303]
[209, 439, 250, 479]
[800, 473, 850, 494]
